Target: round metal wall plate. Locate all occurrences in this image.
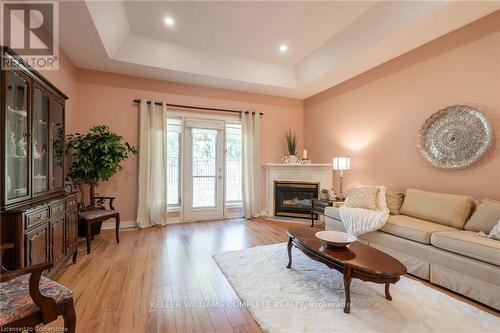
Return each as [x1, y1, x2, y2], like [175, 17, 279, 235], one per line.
[418, 105, 493, 169]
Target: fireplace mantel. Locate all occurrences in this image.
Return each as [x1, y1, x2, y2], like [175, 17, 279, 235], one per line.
[263, 163, 331, 170]
[263, 163, 332, 217]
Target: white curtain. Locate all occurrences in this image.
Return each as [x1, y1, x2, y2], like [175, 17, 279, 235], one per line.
[136, 100, 168, 228]
[241, 111, 261, 218]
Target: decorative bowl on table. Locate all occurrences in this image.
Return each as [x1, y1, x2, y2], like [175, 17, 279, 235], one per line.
[315, 231, 357, 248]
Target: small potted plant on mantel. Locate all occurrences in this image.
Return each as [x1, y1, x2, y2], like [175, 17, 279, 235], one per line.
[66, 125, 137, 236]
[284, 129, 298, 163]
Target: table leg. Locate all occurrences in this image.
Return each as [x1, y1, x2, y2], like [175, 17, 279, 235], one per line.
[385, 282, 392, 301]
[343, 266, 352, 314]
[115, 214, 120, 243]
[286, 237, 293, 269]
[86, 221, 91, 254]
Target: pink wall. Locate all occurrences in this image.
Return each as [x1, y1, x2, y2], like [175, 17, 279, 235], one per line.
[73, 70, 303, 221]
[304, 12, 500, 200]
[33, 11, 499, 223]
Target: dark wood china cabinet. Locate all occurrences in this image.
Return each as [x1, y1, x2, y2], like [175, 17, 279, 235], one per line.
[1, 47, 77, 275]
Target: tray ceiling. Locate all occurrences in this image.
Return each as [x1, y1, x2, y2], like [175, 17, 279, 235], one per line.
[59, 1, 500, 99]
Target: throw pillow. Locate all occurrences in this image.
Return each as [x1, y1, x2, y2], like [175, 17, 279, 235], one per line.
[344, 186, 378, 210]
[464, 199, 500, 233]
[488, 220, 500, 240]
[386, 190, 404, 215]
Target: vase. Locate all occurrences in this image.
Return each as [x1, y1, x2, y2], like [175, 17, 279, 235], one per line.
[287, 155, 298, 164]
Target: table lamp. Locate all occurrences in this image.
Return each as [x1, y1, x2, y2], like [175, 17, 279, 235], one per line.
[332, 157, 350, 200]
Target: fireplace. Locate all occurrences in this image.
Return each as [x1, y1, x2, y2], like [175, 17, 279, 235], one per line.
[274, 181, 319, 218]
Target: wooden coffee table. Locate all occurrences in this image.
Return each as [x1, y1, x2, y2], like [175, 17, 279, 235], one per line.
[286, 227, 407, 314]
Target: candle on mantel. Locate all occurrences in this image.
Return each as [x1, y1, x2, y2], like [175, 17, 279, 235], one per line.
[303, 149, 308, 160]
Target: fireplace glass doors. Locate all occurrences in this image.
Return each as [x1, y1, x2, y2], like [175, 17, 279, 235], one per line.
[274, 181, 319, 218]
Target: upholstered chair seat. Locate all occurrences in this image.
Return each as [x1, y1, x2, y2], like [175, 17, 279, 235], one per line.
[78, 209, 118, 220]
[0, 274, 73, 326]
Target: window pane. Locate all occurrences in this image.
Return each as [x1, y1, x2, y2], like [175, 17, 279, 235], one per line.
[191, 128, 217, 208]
[193, 177, 215, 208]
[167, 119, 181, 206]
[192, 128, 217, 177]
[226, 123, 242, 203]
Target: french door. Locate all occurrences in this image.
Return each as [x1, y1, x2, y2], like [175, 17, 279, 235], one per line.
[182, 119, 224, 221]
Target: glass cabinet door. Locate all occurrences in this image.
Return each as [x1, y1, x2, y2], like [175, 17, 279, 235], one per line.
[32, 86, 50, 195]
[50, 99, 64, 191]
[4, 71, 30, 202]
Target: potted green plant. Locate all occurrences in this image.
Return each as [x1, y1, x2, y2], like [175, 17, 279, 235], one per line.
[285, 129, 298, 161]
[66, 125, 137, 234]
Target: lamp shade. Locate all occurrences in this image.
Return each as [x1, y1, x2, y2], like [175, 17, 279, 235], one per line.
[332, 157, 351, 171]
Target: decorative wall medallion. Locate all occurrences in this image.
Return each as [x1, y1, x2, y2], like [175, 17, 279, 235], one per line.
[418, 105, 493, 169]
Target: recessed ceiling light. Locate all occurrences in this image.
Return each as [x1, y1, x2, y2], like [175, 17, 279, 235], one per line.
[164, 16, 175, 27]
[279, 44, 288, 53]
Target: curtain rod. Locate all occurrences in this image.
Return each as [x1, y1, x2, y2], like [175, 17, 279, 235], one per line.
[132, 99, 263, 115]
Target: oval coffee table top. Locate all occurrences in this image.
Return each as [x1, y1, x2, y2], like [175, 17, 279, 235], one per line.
[288, 227, 407, 277]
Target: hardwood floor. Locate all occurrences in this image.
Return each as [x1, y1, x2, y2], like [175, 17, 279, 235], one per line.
[47, 218, 292, 333]
[45, 218, 497, 333]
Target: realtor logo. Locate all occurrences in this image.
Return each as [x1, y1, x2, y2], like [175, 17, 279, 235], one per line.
[1, 1, 59, 70]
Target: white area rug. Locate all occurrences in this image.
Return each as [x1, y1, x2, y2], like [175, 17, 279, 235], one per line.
[213, 243, 499, 333]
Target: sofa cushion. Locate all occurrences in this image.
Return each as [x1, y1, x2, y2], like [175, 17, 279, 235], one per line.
[380, 215, 457, 244]
[400, 188, 474, 229]
[386, 190, 404, 215]
[464, 199, 500, 233]
[431, 231, 500, 266]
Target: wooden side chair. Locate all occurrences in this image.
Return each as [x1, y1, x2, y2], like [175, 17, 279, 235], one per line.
[0, 243, 76, 332]
[79, 196, 120, 254]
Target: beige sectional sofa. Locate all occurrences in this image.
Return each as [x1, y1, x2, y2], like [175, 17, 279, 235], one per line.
[324, 188, 500, 310]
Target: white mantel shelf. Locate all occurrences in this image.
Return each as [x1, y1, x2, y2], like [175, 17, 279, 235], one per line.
[262, 163, 332, 217]
[264, 163, 331, 169]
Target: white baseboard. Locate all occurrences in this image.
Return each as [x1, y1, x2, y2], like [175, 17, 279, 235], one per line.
[101, 220, 137, 230]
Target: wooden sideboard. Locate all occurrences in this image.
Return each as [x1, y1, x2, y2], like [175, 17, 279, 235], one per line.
[1, 193, 78, 272]
[1, 47, 77, 275]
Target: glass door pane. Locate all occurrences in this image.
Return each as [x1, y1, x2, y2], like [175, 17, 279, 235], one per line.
[50, 100, 64, 190]
[5, 71, 30, 201]
[191, 128, 217, 208]
[183, 119, 224, 222]
[32, 87, 50, 194]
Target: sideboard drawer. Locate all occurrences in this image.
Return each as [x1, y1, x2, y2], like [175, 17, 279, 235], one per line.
[66, 196, 77, 209]
[50, 201, 66, 217]
[25, 208, 49, 229]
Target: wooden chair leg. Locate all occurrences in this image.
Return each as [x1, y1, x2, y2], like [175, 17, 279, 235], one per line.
[72, 248, 77, 263]
[86, 221, 91, 254]
[115, 214, 120, 243]
[63, 298, 77, 333]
